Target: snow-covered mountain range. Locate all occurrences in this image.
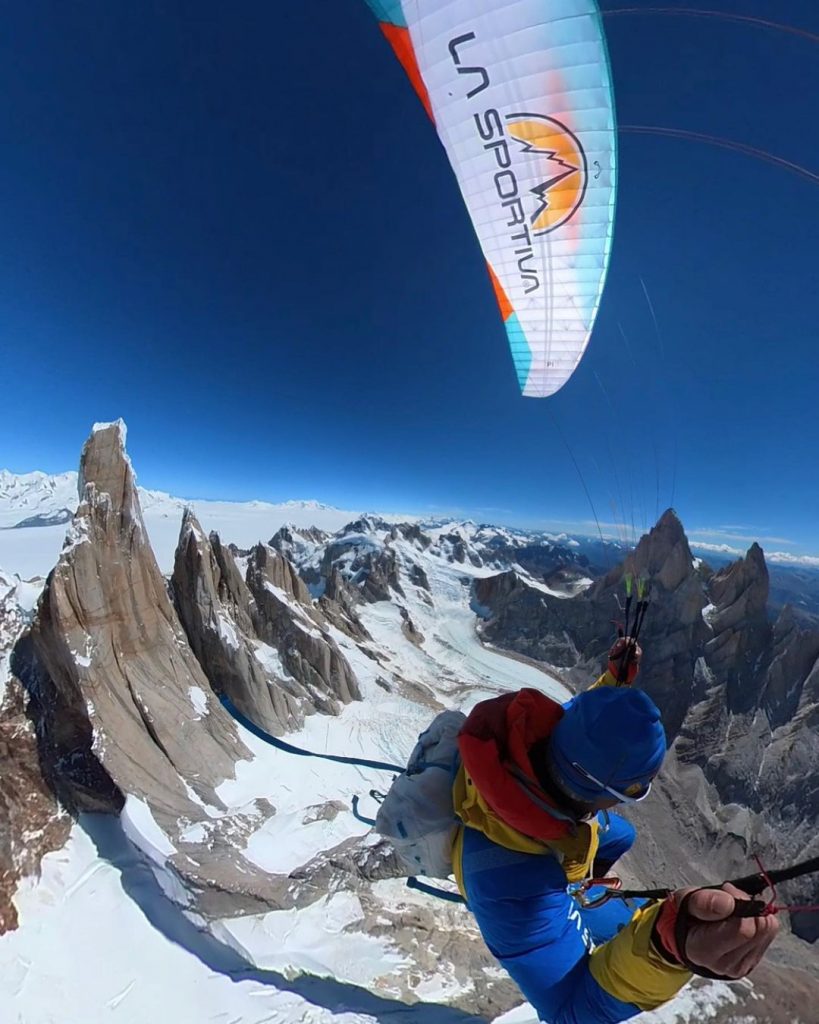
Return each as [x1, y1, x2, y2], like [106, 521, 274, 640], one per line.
[5, 463, 819, 621]
[1, 425, 818, 1024]
[0, 467, 367, 579]
[0, 464, 610, 584]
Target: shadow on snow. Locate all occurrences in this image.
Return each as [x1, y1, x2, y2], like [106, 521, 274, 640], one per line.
[81, 813, 487, 1024]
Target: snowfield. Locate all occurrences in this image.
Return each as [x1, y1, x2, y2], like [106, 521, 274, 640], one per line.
[1, 822, 386, 1024]
[0, 467, 416, 578]
[0, 472, 756, 1024]
[0, 497, 372, 581]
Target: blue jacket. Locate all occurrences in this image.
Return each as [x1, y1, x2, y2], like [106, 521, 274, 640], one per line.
[452, 689, 690, 1023]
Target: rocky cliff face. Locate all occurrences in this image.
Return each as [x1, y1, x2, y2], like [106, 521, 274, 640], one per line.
[704, 542, 771, 713]
[245, 542, 361, 710]
[0, 677, 71, 935]
[27, 424, 251, 811]
[475, 509, 819, 943]
[474, 511, 710, 735]
[319, 565, 372, 639]
[13, 423, 317, 918]
[672, 547, 819, 942]
[320, 534, 405, 603]
[0, 572, 71, 935]
[170, 511, 306, 736]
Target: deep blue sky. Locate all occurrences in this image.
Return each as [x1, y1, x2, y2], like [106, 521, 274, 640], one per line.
[2, 1, 818, 556]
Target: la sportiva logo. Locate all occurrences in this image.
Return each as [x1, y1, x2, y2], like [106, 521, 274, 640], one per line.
[505, 114, 588, 236]
[448, 31, 590, 294]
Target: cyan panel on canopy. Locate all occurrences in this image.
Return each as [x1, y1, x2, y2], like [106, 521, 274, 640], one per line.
[363, 0, 617, 397]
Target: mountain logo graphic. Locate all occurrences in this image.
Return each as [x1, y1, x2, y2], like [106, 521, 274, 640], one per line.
[506, 114, 588, 235]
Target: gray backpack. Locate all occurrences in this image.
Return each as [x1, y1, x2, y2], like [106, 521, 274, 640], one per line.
[375, 709, 466, 879]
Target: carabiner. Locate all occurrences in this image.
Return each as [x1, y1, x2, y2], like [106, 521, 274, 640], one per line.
[569, 876, 624, 909]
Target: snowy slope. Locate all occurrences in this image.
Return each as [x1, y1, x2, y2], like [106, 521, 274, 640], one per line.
[0, 476, 773, 1024]
[0, 468, 377, 578]
[0, 630, 743, 1024]
[1, 822, 383, 1024]
[0, 470, 78, 528]
[0, 493, 569, 1021]
[0, 569, 39, 703]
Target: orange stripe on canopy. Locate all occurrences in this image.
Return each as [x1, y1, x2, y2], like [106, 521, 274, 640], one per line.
[486, 262, 514, 321]
[380, 23, 434, 123]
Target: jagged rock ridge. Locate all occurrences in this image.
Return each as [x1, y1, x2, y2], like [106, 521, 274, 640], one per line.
[172, 511, 361, 736]
[0, 570, 71, 935]
[473, 510, 819, 942]
[3, 428, 818, 1019]
[14, 423, 323, 918]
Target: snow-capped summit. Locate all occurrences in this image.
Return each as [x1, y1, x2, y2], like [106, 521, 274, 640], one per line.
[0, 468, 368, 578]
[0, 469, 79, 528]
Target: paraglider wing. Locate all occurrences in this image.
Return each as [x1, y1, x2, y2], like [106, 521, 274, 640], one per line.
[363, 0, 617, 397]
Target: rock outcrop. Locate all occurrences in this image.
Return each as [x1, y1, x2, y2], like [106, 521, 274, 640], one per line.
[473, 567, 599, 668]
[16, 423, 300, 917]
[704, 542, 771, 713]
[400, 607, 425, 647]
[269, 523, 329, 560]
[172, 512, 362, 734]
[29, 424, 251, 810]
[0, 678, 70, 934]
[319, 566, 371, 640]
[320, 526, 405, 603]
[763, 605, 819, 730]
[389, 522, 431, 550]
[171, 511, 305, 736]
[475, 509, 819, 943]
[246, 543, 361, 711]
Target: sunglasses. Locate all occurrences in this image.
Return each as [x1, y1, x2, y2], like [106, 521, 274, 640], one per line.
[570, 761, 652, 805]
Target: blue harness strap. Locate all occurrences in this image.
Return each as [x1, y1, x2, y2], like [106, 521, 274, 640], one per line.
[407, 876, 466, 904]
[223, 695, 471, 907]
[219, 695, 405, 773]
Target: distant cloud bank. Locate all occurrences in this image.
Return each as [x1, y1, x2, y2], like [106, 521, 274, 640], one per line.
[691, 540, 819, 569]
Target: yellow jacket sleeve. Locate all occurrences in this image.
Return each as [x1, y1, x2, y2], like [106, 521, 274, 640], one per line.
[588, 669, 622, 690]
[589, 900, 692, 1011]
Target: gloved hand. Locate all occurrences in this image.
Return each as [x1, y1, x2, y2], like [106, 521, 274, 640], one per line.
[654, 883, 779, 980]
[608, 637, 642, 685]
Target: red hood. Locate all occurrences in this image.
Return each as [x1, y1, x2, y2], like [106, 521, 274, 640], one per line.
[457, 688, 572, 842]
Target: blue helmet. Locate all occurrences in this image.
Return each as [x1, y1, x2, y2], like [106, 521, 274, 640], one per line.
[548, 688, 666, 803]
